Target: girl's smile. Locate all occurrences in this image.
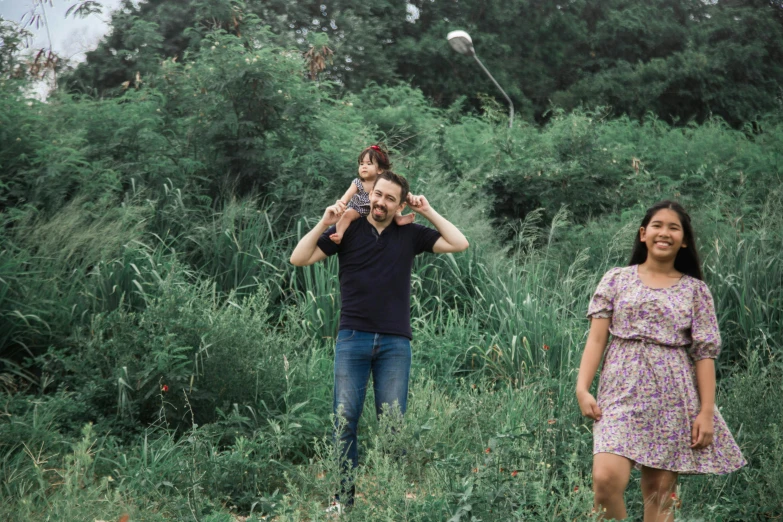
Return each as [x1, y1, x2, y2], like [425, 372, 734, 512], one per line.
[640, 209, 686, 261]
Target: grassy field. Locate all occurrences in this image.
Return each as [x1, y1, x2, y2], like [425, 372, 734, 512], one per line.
[1, 185, 781, 521]
[2, 24, 783, 518]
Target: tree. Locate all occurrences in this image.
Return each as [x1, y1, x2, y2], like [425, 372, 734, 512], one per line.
[60, 0, 783, 126]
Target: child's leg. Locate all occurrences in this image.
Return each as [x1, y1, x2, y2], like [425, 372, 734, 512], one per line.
[592, 453, 633, 520]
[640, 467, 678, 522]
[394, 211, 415, 226]
[330, 209, 361, 244]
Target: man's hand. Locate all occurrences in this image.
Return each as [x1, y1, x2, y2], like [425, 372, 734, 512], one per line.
[323, 201, 346, 226]
[406, 193, 469, 253]
[290, 203, 341, 267]
[407, 194, 431, 214]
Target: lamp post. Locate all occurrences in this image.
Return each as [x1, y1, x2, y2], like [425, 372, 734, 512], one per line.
[447, 30, 514, 129]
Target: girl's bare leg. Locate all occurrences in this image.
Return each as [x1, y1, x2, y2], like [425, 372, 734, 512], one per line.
[330, 208, 361, 244]
[593, 453, 633, 520]
[394, 212, 415, 226]
[640, 467, 678, 522]
[394, 212, 416, 226]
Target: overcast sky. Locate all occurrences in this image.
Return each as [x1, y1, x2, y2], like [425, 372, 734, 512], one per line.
[0, 0, 124, 62]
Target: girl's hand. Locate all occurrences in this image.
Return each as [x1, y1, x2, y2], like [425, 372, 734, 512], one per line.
[691, 411, 714, 449]
[576, 390, 602, 421]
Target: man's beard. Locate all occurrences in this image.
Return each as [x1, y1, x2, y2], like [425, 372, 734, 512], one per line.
[370, 204, 388, 222]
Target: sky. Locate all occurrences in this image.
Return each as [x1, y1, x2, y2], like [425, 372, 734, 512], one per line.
[0, 0, 123, 63]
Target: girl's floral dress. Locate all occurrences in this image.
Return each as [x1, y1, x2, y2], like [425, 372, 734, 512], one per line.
[587, 265, 746, 473]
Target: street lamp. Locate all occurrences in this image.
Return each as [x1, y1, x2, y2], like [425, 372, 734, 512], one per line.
[447, 30, 514, 129]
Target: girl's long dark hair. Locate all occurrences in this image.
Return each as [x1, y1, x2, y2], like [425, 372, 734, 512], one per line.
[629, 200, 703, 280]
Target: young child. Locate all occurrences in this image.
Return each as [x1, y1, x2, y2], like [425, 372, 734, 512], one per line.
[329, 145, 414, 244]
[575, 201, 745, 522]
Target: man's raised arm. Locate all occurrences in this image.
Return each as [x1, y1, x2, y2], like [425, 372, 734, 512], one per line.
[290, 202, 344, 266]
[408, 195, 469, 254]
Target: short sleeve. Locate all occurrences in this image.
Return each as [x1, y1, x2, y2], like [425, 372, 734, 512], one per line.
[316, 226, 339, 257]
[587, 267, 622, 319]
[689, 280, 721, 361]
[411, 224, 442, 255]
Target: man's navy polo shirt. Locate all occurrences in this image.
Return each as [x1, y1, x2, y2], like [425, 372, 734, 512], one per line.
[317, 217, 441, 340]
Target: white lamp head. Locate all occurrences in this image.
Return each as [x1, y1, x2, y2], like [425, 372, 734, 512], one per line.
[447, 30, 475, 57]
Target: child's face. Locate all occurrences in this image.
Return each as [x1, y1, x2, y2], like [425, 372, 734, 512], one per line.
[640, 209, 687, 261]
[358, 153, 379, 180]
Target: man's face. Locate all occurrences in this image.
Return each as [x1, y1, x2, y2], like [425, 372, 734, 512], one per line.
[370, 178, 404, 224]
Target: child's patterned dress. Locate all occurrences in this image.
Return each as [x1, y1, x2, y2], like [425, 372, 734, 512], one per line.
[347, 178, 370, 216]
[587, 265, 746, 473]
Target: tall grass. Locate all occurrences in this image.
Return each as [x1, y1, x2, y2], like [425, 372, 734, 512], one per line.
[183, 198, 289, 298]
[3, 66, 783, 518]
[700, 199, 783, 368]
[2, 199, 782, 520]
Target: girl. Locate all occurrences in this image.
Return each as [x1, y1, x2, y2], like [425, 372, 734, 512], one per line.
[576, 201, 745, 521]
[329, 145, 414, 244]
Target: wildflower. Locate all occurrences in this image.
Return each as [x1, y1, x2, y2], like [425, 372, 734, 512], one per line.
[543, 344, 550, 351]
[511, 470, 518, 477]
[485, 447, 491, 454]
[161, 384, 169, 392]
[573, 486, 579, 492]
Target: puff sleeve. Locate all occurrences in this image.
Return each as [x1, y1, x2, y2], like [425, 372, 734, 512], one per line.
[689, 280, 721, 361]
[587, 267, 622, 320]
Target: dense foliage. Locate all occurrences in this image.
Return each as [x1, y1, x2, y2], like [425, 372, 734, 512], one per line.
[63, 0, 783, 125]
[1, 3, 782, 521]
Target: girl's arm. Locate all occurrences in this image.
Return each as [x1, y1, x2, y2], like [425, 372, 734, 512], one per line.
[689, 280, 719, 449]
[338, 183, 358, 205]
[691, 358, 716, 449]
[575, 317, 611, 420]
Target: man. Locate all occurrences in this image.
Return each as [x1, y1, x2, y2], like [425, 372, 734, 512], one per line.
[290, 171, 469, 507]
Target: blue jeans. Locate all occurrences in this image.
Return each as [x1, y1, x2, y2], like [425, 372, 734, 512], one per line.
[333, 330, 411, 485]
